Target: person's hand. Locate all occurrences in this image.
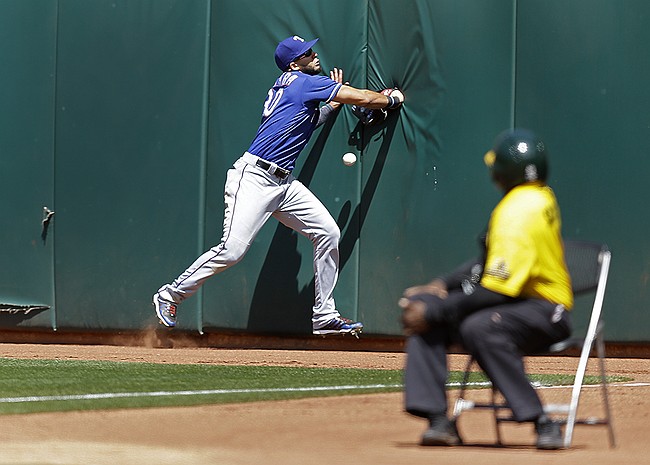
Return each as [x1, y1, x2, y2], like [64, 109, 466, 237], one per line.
[387, 88, 405, 104]
[329, 68, 347, 109]
[399, 298, 429, 336]
[330, 67, 344, 84]
[403, 278, 448, 300]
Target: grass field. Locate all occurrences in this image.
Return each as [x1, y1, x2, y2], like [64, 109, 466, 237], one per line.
[0, 358, 630, 415]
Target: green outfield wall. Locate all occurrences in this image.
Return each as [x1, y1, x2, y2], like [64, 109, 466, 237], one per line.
[1, 0, 648, 341]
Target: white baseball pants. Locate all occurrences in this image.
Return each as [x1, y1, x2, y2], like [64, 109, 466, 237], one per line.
[158, 153, 341, 327]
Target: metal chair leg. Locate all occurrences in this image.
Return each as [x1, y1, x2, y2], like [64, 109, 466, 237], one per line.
[596, 331, 616, 447]
[491, 388, 503, 446]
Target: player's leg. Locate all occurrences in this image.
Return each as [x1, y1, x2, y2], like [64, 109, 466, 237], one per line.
[459, 300, 572, 448]
[404, 328, 461, 445]
[460, 300, 571, 420]
[154, 160, 282, 326]
[272, 179, 360, 334]
[459, 303, 544, 421]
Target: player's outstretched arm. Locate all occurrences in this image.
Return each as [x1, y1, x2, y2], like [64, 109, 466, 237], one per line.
[333, 84, 404, 110]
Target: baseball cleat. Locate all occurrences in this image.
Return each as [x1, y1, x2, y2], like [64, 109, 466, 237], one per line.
[152, 292, 177, 327]
[312, 317, 363, 338]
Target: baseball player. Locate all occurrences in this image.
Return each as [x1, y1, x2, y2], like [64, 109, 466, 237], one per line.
[153, 35, 404, 336]
[399, 129, 573, 449]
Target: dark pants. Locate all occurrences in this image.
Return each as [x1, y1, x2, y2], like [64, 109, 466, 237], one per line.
[404, 298, 572, 422]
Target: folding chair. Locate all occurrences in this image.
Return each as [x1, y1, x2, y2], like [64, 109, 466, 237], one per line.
[452, 240, 615, 448]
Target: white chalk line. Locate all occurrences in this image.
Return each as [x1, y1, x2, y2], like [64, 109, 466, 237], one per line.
[0, 384, 402, 404]
[0, 381, 647, 404]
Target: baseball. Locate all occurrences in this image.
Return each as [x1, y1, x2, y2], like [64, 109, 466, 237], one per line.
[342, 152, 357, 166]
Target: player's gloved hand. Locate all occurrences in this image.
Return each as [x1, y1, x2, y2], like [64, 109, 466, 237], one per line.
[351, 86, 404, 126]
[351, 105, 387, 126]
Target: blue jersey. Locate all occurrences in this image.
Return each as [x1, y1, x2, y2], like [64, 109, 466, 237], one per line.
[247, 71, 341, 171]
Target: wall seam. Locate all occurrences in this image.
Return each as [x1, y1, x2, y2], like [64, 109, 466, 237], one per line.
[51, 0, 61, 332]
[196, 0, 213, 335]
[511, 0, 518, 128]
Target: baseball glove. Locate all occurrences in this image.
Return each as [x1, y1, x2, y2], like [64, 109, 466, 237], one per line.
[350, 87, 402, 126]
[351, 105, 387, 126]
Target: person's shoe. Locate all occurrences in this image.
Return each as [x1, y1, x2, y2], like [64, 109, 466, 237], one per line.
[421, 416, 462, 446]
[153, 292, 177, 327]
[535, 415, 564, 450]
[312, 317, 363, 336]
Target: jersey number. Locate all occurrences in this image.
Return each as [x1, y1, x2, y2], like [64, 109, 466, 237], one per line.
[263, 88, 283, 117]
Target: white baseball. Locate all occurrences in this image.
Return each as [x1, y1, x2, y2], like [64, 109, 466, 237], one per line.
[342, 152, 357, 166]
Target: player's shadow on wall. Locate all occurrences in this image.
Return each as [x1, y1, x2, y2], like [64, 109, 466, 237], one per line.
[246, 109, 400, 333]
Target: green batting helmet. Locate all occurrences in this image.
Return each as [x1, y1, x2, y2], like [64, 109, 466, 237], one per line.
[484, 128, 548, 191]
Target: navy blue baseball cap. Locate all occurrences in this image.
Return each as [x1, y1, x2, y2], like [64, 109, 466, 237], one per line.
[274, 35, 319, 71]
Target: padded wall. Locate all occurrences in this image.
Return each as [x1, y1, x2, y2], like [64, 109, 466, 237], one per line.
[0, 0, 647, 340]
[0, 0, 57, 328]
[357, 0, 515, 333]
[515, 0, 650, 337]
[53, 0, 210, 329]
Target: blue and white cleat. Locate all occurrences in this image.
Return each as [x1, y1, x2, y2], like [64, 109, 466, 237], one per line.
[152, 292, 177, 328]
[313, 317, 363, 338]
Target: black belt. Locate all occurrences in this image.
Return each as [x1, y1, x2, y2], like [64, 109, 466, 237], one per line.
[255, 159, 290, 179]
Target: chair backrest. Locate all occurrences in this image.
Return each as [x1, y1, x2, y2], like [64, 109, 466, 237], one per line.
[560, 240, 614, 448]
[563, 240, 610, 295]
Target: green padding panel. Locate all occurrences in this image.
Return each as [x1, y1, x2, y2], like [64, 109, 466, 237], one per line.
[1, 0, 647, 341]
[0, 0, 57, 328]
[53, 0, 210, 330]
[201, 0, 368, 333]
[358, 0, 515, 334]
[516, 0, 650, 340]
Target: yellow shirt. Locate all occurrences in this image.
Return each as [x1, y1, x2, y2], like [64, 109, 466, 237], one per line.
[481, 182, 574, 309]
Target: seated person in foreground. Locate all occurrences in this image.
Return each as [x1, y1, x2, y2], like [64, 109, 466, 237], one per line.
[399, 128, 574, 450]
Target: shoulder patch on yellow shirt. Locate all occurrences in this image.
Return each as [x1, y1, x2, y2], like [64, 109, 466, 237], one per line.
[484, 258, 510, 280]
